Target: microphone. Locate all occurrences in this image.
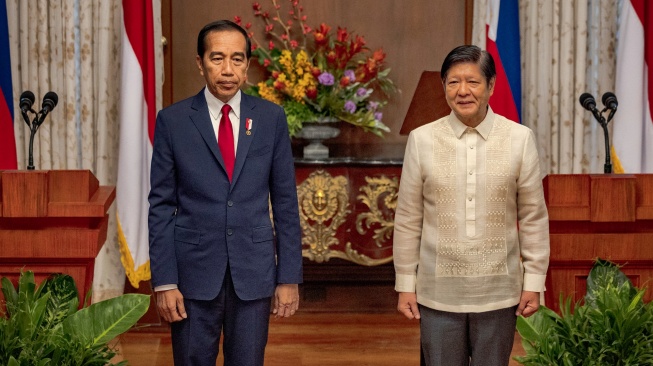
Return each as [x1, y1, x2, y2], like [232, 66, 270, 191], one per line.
[579, 93, 603, 124]
[602, 92, 618, 110]
[579, 92, 613, 173]
[36, 91, 58, 126]
[19, 90, 35, 113]
[579, 92, 598, 112]
[26, 91, 59, 170]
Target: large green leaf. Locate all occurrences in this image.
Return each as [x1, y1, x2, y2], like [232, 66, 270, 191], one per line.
[585, 258, 637, 308]
[61, 293, 149, 346]
[1, 277, 18, 316]
[40, 274, 79, 330]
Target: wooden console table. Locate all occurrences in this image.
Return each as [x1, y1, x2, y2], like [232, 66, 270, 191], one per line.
[294, 158, 401, 309]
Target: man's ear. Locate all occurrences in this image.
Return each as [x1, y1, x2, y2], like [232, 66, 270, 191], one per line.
[195, 55, 204, 75]
[244, 59, 251, 82]
[488, 76, 496, 96]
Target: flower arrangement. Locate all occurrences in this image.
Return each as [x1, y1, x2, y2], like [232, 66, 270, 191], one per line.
[234, 0, 397, 137]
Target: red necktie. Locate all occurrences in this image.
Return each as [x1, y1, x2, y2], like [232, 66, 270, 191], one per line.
[218, 104, 235, 181]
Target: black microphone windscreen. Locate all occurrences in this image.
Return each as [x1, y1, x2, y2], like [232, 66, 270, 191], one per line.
[42, 91, 59, 111]
[579, 93, 596, 111]
[602, 92, 618, 109]
[19, 90, 35, 111]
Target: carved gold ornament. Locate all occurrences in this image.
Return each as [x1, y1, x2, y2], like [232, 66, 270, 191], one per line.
[354, 175, 398, 248]
[298, 170, 350, 263]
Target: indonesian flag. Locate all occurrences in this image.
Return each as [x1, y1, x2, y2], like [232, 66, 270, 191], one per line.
[0, 0, 17, 170]
[612, 0, 653, 173]
[485, 0, 521, 123]
[117, 0, 156, 287]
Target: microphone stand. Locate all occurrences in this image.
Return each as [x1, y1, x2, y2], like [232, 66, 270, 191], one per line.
[20, 108, 43, 170]
[590, 107, 617, 174]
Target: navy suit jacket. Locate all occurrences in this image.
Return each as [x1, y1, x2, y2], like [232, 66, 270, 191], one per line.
[148, 90, 303, 301]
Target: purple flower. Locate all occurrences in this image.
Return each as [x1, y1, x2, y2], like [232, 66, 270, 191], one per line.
[374, 112, 383, 121]
[356, 87, 368, 97]
[367, 101, 379, 111]
[344, 100, 357, 114]
[318, 72, 335, 86]
[344, 69, 356, 81]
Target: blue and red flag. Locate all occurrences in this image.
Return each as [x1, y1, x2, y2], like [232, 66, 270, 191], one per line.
[486, 0, 521, 123]
[0, 0, 18, 169]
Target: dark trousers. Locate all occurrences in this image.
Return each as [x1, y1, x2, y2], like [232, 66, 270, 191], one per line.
[170, 268, 272, 366]
[419, 305, 518, 366]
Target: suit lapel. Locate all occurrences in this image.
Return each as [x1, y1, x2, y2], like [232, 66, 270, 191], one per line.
[231, 93, 256, 188]
[188, 89, 228, 174]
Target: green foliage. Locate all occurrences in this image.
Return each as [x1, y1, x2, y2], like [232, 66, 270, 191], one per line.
[515, 259, 653, 366]
[0, 271, 149, 365]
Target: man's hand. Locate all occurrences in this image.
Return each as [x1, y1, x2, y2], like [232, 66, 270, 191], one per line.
[156, 288, 187, 323]
[273, 284, 299, 318]
[516, 291, 540, 318]
[397, 292, 421, 320]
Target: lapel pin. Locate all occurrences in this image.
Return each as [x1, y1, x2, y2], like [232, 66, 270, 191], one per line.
[246, 118, 253, 135]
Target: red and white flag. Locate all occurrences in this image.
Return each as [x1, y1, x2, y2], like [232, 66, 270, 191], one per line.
[612, 0, 653, 173]
[117, 0, 156, 287]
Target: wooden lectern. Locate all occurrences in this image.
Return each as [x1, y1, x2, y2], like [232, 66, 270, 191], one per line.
[0, 170, 115, 303]
[544, 174, 653, 312]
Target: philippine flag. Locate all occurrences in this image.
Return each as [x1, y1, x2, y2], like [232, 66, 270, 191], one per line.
[0, 0, 17, 169]
[485, 0, 521, 123]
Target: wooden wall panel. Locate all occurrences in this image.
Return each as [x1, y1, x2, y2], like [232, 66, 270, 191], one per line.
[166, 0, 468, 158]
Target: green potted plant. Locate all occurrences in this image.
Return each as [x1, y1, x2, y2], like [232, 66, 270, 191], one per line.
[515, 259, 653, 365]
[0, 270, 149, 365]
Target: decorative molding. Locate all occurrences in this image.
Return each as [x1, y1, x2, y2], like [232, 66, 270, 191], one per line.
[355, 175, 398, 248]
[298, 170, 350, 263]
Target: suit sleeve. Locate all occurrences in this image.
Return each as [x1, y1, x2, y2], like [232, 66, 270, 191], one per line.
[269, 107, 303, 284]
[148, 111, 179, 288]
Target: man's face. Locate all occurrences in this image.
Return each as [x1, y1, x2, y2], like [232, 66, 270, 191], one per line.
[196, 30, 250, 103]
[443, 62, 495, 127]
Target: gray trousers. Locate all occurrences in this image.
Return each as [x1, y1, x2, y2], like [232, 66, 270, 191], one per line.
[419, 305, 518, 366]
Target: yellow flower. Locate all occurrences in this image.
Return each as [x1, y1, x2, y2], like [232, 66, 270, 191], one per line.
[257, 82, 284, 105]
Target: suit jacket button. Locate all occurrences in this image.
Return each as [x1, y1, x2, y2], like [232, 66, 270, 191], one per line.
[228, 200, 233, 207]
[227, 229, 233, 235]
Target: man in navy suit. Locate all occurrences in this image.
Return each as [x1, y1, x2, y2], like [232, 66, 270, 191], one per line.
[148, 19, 303, 366]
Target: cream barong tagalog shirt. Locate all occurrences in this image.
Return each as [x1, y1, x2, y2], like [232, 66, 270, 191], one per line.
[393, 108, 550, 313]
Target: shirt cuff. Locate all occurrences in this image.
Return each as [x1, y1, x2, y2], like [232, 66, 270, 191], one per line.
[395, 273, 417, 292]
[523, 273, 547, 292]
[154, 284, 178, 292]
